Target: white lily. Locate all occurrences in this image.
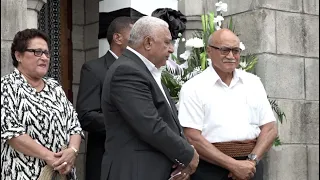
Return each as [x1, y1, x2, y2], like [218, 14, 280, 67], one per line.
[179, 60, 189, 69]
[166, 59, 183, 74]
[240, 42, 246, 50]
[179, 50, 191, 60]
[215, 25, 221, 31]
[239, 61, 247, 68]
[215, 2, 228, 12]
[185, 37, 204, 48]
[214, 15, 224, 27]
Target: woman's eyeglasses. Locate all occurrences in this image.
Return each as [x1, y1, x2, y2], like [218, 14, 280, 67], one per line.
[208, 45, 242, 56]
[25, 49, 50, 58]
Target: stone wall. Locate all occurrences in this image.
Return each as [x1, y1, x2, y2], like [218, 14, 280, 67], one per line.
[1, 0, 27, 77]
[179, 0, 319, 179]
[72, 0, 99, 179]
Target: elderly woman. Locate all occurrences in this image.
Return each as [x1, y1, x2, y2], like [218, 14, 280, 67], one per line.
[1, 29, 84, 180]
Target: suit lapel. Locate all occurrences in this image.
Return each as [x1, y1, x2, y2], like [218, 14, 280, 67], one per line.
[103, 51, 117, 70]
[161, 83, 181, 129]
[123, 49, 182, 131]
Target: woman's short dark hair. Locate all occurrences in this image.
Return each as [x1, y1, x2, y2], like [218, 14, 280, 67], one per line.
[11, 29, 49, 67]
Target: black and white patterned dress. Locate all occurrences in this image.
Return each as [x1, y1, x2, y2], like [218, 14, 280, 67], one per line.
[1, 69, 84, 180]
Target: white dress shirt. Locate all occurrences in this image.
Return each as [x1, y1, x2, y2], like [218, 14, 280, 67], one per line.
[126, 47, 171, 106]
[178, 65, 276, 143]
[109, 50, 118, 59]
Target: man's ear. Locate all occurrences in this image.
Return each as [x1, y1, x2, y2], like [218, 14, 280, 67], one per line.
[113, 33, 122, 45]
[206, 46, 212, 54]
[143, 36, 152, 51]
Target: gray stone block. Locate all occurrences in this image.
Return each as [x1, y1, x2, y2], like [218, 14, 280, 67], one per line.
[304, 102, 319, 144]
[203, 0, 256, 16]
[200, 0, 303, 16]
[305, 58, 319, 100]
[223, 9, 276, 54]
[178, 0, 203, 16]
[72, 0, 85, 25]
[84, 22, 99, 50]
[185, 16, 202, 31]
[256, 54, 304, 99]
[72, 25, 84, 50]
[276, 100, 305, 143]
[304, 15, 319, 57]
[276, 11, 304, 56]
[85, 48, 99, 62]
[275, 100, 318, 144]
[264, 145, 307, 180]
[1, 0, 27, 40]
[1, 40, 14, 77]
[259, 0, 303, 13]
[308, 145, 319, 180]
[85, 0, 99, 24]
[73, 50, 85, 84]
[75, 153, 86, 180]
[303, 0, 319, 15]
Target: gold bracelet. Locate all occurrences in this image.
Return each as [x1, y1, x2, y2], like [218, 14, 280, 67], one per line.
[70, 147, 78, 156]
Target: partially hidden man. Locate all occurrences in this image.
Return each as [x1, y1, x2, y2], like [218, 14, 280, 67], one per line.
[76, 17, 134, 180]
[178, 29, 278, 180]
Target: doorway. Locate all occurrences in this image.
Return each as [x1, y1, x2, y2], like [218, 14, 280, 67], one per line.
[38, 0, 73, 101]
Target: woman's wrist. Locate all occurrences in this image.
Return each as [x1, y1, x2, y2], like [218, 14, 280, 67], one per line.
[69, 146, 78, 156]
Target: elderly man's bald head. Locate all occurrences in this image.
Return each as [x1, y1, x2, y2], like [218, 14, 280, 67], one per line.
[208, 29, 240, 46]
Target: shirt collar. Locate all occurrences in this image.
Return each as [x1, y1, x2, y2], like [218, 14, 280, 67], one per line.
[126, 47, 160, 73]
[12, 68, 56, 93]
[109, 50, 118, 59]
[208, 65, 245, 85]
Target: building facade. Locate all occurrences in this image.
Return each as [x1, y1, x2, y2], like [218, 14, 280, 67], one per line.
[1, 0, 319, 179]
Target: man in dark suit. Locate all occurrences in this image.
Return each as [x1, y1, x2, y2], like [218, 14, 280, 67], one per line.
[76, 17, 134, 180]
[100, 16, 199, 180]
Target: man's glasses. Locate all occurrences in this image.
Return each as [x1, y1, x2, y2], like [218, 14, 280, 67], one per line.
[25, 49, 50, 58]
[208, 45, 242, 56]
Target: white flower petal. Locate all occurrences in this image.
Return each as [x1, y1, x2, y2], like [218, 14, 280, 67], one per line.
[215, 2, 223, 7]
[240, 61, 247, 68]
[185, 37, 204, 48]
[214, 15, 224, 22]
[216, 2, 228, 12]
[240, 42, 246, 50]
[179, 50, 191, 60]
[181, 38, 186, 42]
[179, 60, 189, 69]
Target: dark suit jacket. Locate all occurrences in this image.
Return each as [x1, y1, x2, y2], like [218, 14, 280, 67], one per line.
[76, 51, 116, 180]
[100, 49, 194, 180]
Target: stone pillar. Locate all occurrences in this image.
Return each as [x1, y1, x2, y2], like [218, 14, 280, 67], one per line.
[98, 0, 178, 57]
[1, 0, 28, 76]
[27, 0, 47, 29]
[179, 0, 319, 179]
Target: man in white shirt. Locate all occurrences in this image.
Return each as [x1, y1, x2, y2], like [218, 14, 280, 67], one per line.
[178, 29, 278, 180]
[100, 16, 199, 180]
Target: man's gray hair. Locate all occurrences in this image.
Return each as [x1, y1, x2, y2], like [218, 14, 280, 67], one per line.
[128, 16, 169, 47]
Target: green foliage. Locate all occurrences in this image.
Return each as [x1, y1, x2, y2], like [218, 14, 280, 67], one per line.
[273, 136, 282, 146]
[269, 99, 287, 124]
